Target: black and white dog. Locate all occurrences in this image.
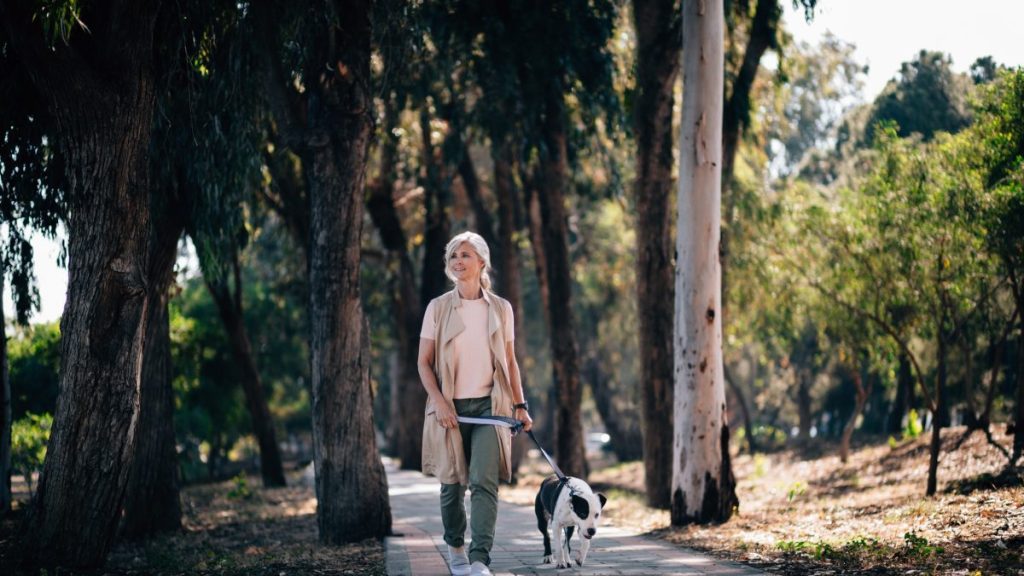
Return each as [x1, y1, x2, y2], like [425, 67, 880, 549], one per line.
[534, 475, 608, 568]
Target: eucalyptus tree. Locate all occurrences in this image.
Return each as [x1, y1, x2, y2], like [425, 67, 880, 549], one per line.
[632, 0, 681, 509]
[253, 0, 391, 542]
[480, 0, 620, 479]
[671, 0, 739, 525]
[0, 0, 162, 567]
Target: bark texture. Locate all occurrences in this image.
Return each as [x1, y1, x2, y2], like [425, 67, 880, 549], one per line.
[420, 109, 452, 305]
[1, 1, 160, 567]
[205, 258, 287, 488]
[632, 0, 681, 509]
[839, 365, 872, 463]
[254, 0, 391, 542]
[366, 101, 424, 471]
[121, 186, 185, 538]
[305, 0, 391, 542]
[671, 0, 738, 526]
[538, 88, 587, 479]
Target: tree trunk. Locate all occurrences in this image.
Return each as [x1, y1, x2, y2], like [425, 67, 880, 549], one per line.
[306, 0, 391, 542]
[459, 146, 502, 274]
[1, 273, 10, 515]
[888, 351, 915, 434]
[522, 173, 558, 450]
[420, 108, 452, 305]
[796, 369, 813, 440]
[724, 365, 757, 454]
[927, 333, 947, 496]
[366, 101, 424, 471]
[538, 88, 587, 479]
[493, 136, 529, 481]
[121, 297, 181, 538]
[205, 258, 286, 488]
[633, 0, 681, 510]
[121, 188, 185, 538]
[671, 0, 738, 525]
[840, 364, 871, 463]
[3, 0, 159, 565]
[1014, 318, 1024, 464]
[720, 0, 779, 191]
[585, 354, 643, 461]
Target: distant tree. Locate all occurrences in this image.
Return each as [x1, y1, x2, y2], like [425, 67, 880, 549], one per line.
[672, 0, 738, 525]
[969, 56, 1002, 85]
[867, 50, 972, 143]
[762, 33, 867, 177]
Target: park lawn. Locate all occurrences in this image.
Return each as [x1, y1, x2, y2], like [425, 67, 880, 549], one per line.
[0, 468, 386, 576]
[502, 424, 1024, 575]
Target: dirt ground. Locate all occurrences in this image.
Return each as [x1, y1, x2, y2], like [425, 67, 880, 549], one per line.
[0, 469, 386, 575]
[2, 425, 1021, 575]
[503, 424, 1024, 575]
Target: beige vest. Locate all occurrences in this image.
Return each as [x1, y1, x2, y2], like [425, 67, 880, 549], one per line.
[421, 288, 514, 485]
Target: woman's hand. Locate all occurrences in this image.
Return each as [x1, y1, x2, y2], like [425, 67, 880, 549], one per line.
[434, 401, 459, 429]
[515, 407, 533, 431]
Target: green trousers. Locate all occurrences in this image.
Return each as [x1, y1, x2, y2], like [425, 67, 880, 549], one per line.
[440, 396, 500, 566]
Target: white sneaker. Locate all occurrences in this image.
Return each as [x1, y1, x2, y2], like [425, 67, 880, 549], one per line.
[470, 561, 493, 576]
[447, 545, 471, 576]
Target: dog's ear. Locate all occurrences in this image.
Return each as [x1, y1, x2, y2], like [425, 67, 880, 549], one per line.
[571, 494, 590, 519]
[597, 492, 608, 509]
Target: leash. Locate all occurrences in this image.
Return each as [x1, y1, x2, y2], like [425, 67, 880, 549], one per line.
[454, 415, 567, 482]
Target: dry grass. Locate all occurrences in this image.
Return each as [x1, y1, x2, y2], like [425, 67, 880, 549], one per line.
[503, 425, 1024, 575]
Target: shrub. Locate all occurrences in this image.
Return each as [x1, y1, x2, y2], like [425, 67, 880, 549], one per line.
[11, 412, 53, 495]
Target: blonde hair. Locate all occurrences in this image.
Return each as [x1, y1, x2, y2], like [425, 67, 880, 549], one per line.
[444, 231, 493, 291]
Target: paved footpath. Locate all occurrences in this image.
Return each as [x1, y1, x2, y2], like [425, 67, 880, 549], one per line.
[383, 459, 763, 576]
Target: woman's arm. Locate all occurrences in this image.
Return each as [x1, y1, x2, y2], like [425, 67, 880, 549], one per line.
[506, 340, 533, 431]
[418, 338, 457, 429]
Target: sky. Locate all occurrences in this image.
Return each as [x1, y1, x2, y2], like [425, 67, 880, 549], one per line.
[782, 0, 1024, 98]
[5, 0, 1024, 326]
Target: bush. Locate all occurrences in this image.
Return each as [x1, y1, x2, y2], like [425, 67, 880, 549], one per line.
[11, 412, 53, 495]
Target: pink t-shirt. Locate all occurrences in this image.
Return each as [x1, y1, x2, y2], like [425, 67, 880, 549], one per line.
[420, 296, 514, 399]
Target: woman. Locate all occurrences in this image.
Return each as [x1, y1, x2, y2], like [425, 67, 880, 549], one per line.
[418, 231, 533, 576]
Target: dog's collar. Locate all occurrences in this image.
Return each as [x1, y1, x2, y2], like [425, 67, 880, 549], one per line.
[558, 477, 582, 513]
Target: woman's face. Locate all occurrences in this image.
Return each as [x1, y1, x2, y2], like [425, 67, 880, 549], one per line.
[449, 242, 485, 283]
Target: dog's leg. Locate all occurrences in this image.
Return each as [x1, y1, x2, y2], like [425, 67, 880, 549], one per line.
[559, 526, 574, 569]
[552, 523, 567, 568]
[574, 536, 591, 567]
[535, 496, 552, 564]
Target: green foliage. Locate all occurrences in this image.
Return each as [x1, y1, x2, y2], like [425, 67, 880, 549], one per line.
[867, 50, 972, 144]
[785, 480, 807, 502]
[776, 539, 834, 560]
[32, 0, 88, 46]
[903, 409, 923, 440]
[172, 211, 309, 481]
[7, 321, 61, 419]
[11, 412, 53, 492]
[903, 532, 943, 558]
[0, 30, 66, 324]
[226, 472, 253, 500]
